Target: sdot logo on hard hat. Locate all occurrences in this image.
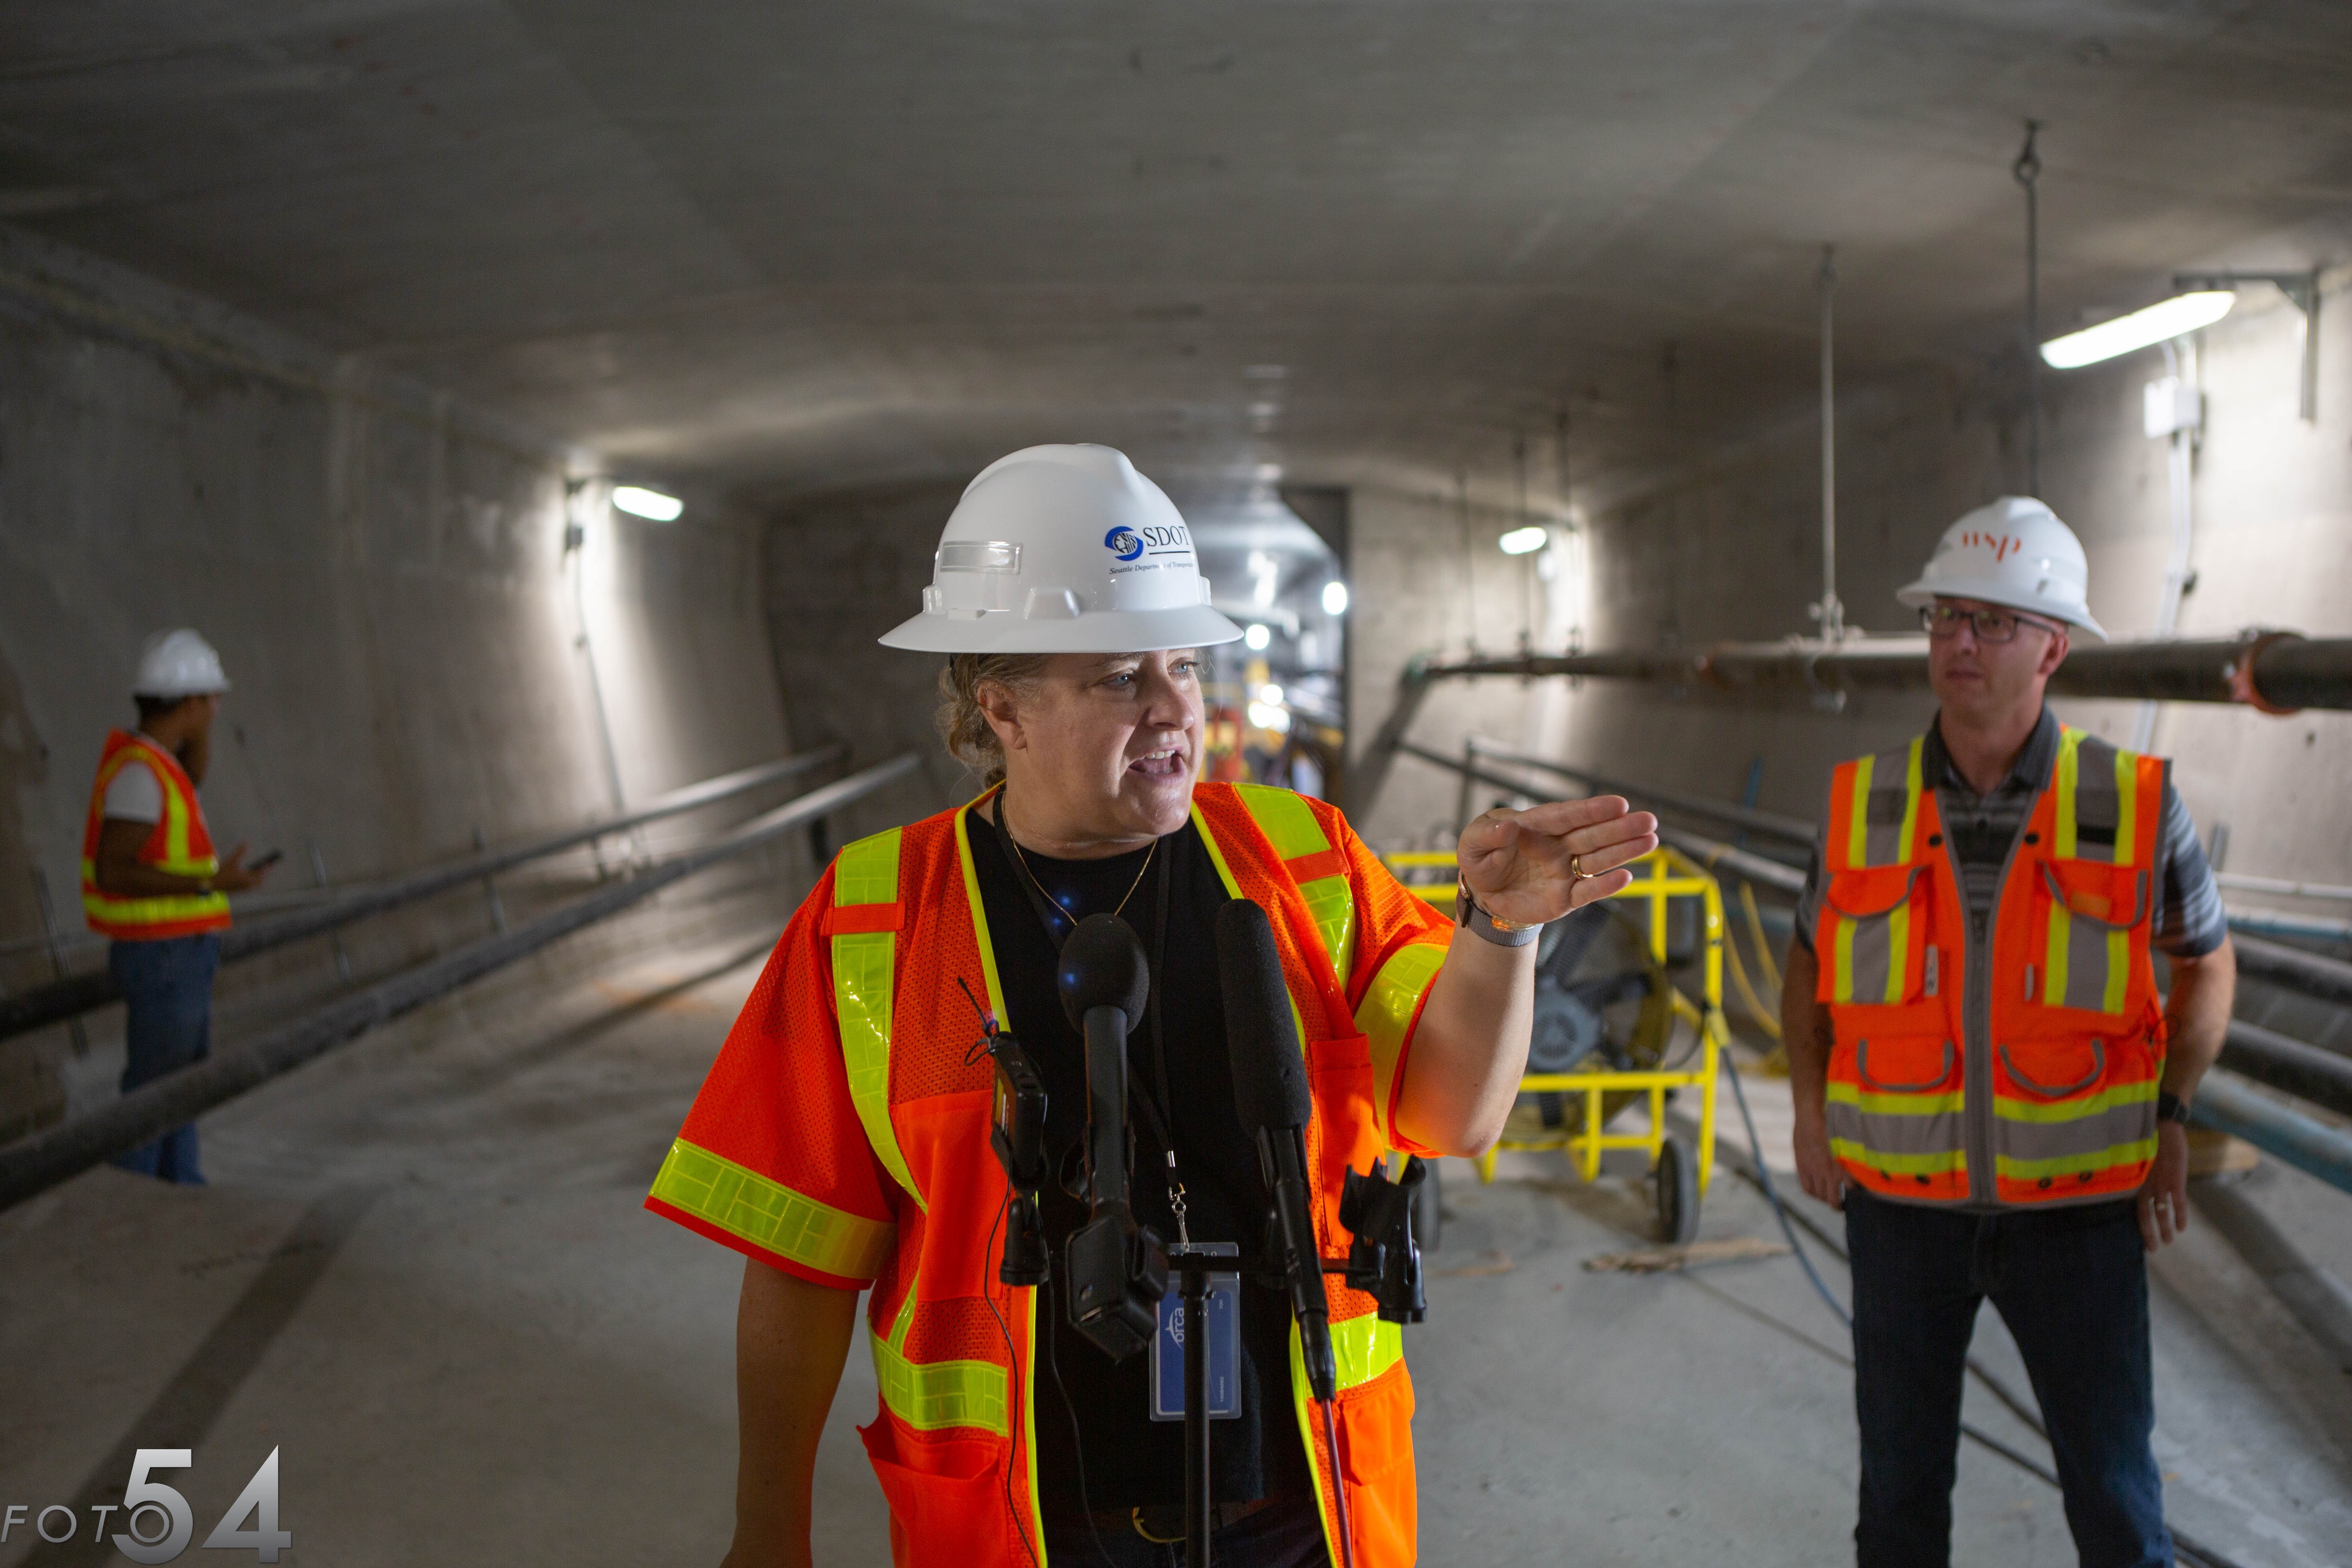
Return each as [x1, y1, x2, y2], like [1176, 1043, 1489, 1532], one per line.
[1105, 528, 1145, 562]
[1957, 531, 2022, 562]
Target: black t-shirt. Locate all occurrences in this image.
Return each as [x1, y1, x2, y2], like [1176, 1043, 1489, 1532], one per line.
[963, 800, 1310, 1516]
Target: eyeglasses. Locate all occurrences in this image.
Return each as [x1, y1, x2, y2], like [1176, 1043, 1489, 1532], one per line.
[1918, 604, 2061, 644]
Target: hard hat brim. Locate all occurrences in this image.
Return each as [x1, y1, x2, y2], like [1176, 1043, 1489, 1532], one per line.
[1895, 576, 2107, 642]
[129, 678, 233, 698]
[878, 603, 1246, 655]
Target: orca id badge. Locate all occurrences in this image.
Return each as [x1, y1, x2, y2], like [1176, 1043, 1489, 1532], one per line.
[1150, 1241, 1241, 1422]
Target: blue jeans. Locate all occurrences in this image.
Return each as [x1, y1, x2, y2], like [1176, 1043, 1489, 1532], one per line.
[1042, 1492, 1331, 1567]
[107, 933, 219, 1184]
[1845, 1187, 2169, 1568]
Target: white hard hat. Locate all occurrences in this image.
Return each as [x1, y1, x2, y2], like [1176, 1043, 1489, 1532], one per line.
[879, 444, 1244, 654]
[131, 628, 231, 699]
[1895, 497, 2107, 642]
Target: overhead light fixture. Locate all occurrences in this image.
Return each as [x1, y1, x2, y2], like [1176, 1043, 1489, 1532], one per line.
[1244, 623, 1272, 651]
[612, 485, 684, 522]
[1499, 525, 1549, 556]
[1259, 683, 1285, 706]
[1321, 580, 1349, 616]
[1247, 701, 1292, 734]
[2040, 293, 2234, 369]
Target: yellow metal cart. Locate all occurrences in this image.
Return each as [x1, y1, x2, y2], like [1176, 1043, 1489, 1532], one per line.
[1382, 845, 1728, 1242]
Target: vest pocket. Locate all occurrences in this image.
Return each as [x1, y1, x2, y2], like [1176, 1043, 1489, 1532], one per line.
[1825, 1034, 1966, 1196]
[1335, 1358, 1417, 1563]
[2029, 861, 2149, 1017]
[1991, 1035, 2158, 1200]
[1819, 865, 1931, 1007]
[857, 1419, 1008, 1552]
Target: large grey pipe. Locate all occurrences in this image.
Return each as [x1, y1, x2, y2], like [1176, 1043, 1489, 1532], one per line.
[0, 745, 844, 1043]
[0, 753, 917, 1213]
[1409, 631, 2352, 711]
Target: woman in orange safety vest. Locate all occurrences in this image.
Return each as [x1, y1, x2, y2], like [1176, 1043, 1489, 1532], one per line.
[647, 446, 1655, 1567]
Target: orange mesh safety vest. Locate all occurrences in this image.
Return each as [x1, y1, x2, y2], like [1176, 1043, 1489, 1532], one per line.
[647, 781, 1448, 1566]
[1815, 726, 2168, 1208]
[80, 729, 232, 941]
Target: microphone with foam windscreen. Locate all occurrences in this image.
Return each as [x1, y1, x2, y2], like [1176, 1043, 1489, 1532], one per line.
[1057, 913, 1166, 1361]
[1216, 899, 1339, 1404]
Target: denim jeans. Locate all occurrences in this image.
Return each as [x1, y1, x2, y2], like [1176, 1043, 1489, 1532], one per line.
[1042, 1491, 1331, 1567]
[1845, 1186, 2169, 1568]
[107, 932, 219, 1184]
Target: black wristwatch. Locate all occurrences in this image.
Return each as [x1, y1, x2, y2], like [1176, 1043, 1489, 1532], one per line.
[2156, 1091, 2192, 1126]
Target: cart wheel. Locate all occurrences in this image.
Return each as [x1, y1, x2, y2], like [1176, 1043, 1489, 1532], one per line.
[1414, 1159, 1442, 1254]
[1655, 1135, 1700, 1246]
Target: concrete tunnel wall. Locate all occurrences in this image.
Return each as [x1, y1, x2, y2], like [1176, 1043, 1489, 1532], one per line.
[1350, 274, 2352, 924]
[0, 230, 800, 1140]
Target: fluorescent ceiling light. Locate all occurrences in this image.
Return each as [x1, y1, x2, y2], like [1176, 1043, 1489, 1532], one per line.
[2040, 292, 2234, 369]
[1499, 525, 1549, 555]
[1244, 623, 1271, 651]
[611, 485, 684, 521]
[1321, 580, 1348, 615]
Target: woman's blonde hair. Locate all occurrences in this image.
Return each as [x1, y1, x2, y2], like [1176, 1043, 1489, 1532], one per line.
[935, 653, 1051, 787]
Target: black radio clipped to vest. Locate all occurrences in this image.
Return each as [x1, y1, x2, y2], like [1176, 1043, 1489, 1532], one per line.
[986, 1031, 1051, 1287]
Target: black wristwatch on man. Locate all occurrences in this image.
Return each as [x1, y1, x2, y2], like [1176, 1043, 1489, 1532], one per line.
[2156, 1090, 2192, 1126]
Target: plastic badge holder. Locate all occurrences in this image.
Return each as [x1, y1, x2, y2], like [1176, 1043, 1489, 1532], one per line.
[1150, 1241, 1241, 1422]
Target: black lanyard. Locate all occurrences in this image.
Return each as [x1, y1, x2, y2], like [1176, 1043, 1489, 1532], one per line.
[987, 794, 1182, 1186]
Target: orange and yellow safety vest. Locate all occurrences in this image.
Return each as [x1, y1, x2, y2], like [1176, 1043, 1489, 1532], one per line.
[647, 781, 1449, 1566]
[1815, 726, 2168, 1208]
[80, 729, 232, 942]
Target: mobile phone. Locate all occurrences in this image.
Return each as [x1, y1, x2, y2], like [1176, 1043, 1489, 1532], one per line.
[246, 849, 285, 873]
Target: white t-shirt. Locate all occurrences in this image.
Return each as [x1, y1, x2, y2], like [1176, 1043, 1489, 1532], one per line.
[102, 756, 165, 824]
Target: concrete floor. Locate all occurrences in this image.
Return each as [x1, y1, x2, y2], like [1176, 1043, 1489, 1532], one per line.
[5, 924, 2351, 1566]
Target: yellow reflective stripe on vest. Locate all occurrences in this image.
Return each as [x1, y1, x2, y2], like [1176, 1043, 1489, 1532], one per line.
[832, 828, 924, 1211]
[1844, 753, 1874, 869]
[872, 1331, 1010, 1435]
[1357, 942, 1445, 1136]
[1287, 1311, 1406, 1559]
[649, 1138, 894, 1279]
[1828, 1139, 1967, 1176]
[1232, 783, 1356, 985]
[1994, 1139, 2158, 1184]
[872, 1280, 1010, 1435]
[2052, 727, 2083, 859]
[1896, 737, 1925, 864]
[2113, 744, 2141, 868]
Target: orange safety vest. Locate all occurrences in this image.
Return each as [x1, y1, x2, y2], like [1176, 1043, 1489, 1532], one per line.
[1815, 725, 2168, 1208]
[647, 781, 1446, 1566]
[80, 729, 233, 941]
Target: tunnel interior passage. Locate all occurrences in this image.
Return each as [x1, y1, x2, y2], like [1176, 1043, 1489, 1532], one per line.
[2, 4, 2351, 1567]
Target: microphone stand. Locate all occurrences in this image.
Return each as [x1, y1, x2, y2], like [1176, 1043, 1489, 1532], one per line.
[1176, 1249, 1213, 1567]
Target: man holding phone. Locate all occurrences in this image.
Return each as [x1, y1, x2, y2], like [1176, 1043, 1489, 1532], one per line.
[80, 628, 274, 1184]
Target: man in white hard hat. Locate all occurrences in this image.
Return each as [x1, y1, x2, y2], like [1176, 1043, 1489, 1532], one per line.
[80, 629, 273, 1183]
[1783, 498, 2235, 1567]
[647, 444, 1658, 1567]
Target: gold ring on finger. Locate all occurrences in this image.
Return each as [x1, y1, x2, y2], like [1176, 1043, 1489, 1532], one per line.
[1570, 853, 1593, 883]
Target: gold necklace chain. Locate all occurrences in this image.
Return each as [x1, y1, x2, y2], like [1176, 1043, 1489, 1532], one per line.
[997, 791, 1156, 927]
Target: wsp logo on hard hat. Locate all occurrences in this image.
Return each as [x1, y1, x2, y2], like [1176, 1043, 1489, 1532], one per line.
[1105, 527, 1145, 562]
[1956, 531, 2023, 563]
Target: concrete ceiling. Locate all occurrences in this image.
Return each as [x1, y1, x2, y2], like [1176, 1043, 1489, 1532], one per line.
[5, 1, 2349, 516]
